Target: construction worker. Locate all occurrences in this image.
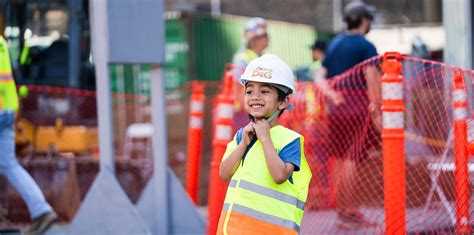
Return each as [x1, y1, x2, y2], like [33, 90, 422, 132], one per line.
[231, 17, 269, 131]
[314, 0, 380, 229]
[309, 39, 327, 80]
[294, 39, 327, 82]
[232, 17, 268, 80]
[0, 36, 57, 234]
[218, 54, 312, 234]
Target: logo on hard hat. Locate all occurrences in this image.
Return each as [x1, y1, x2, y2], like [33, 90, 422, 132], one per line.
[251, 67, 273, 79]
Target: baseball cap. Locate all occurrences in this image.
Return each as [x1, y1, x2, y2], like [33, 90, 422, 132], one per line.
[344, 1, 375, 22]
[310, 39, 327, 51]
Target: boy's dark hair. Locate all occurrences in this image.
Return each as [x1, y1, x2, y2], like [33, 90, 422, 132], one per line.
[276, 88, 287, 102]
[276, 87, 288, 116]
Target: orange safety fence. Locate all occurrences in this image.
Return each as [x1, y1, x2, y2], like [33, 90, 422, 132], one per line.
[2, 81, 224, 227]
[279, 54, 473, 234]
[2, 54, 473, 234]
[280, 55, 385, 234]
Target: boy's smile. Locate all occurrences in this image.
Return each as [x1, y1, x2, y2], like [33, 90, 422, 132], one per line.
[244, 81, 283, 120]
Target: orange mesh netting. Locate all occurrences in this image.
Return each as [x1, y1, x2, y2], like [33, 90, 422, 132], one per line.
[5, 56, 472, 233]
[279, 55, 473, 234]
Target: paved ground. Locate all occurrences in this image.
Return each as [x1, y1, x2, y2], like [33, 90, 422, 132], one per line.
[1, 202, 469, 234]
[43, 206, 209, 235]
[301, 202, 457, 234]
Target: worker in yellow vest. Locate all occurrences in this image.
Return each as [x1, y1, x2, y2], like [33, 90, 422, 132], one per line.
[309, 39, 326, 80]
[0, 36, 57, 234]
[218, 54, 312, 234]
[231, 17, 268, 80]
[231, 17, 269, 131]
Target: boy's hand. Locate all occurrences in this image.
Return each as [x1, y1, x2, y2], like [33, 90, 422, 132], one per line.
[253, 120, 270, 143]
[241, 122, 255, 146]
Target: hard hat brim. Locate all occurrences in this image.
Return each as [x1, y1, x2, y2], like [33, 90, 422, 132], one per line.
[240, 77, 294, 94]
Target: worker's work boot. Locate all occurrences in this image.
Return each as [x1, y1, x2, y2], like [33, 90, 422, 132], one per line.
[23, 211, 58, 235]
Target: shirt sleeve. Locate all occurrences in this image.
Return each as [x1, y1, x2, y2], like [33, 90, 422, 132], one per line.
[279, 137, 302, 171]
[222, 139, 238, 161]
[361, 42, 378, 61]
[221, 129, 243, 161]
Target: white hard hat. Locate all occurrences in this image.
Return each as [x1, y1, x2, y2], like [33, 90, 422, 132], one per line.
[240, 54, 295, 94]
[244, 17, 267, 41]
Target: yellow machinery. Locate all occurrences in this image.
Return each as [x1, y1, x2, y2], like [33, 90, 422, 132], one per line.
[16, 117, 98, 155]
[15, 118, 35, 150]
[3, 0, 98, 156]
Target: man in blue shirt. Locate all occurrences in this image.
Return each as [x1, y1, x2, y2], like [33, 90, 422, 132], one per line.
[323, 33, 377, 78]
[314, 1, 380, 229]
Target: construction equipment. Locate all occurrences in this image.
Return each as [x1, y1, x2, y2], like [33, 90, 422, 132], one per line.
[1, 0, 98, 155]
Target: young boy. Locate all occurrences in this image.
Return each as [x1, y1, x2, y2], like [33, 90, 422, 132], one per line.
[217, 54, 312, 235]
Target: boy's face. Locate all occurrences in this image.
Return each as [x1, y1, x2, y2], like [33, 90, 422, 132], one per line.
[244, 81, 287, 120]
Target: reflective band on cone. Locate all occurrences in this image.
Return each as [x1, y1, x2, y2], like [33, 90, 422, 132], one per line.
[383, 112, 404, 129]
[189, 116, 203, 128]
[216, 124, 232, 141]
[191, 101, 204, 113]
[382, 83, 403, 100]
[454, 107, 467, 121]
[217, 103, 234, 119]
[453, 90, 467, 103]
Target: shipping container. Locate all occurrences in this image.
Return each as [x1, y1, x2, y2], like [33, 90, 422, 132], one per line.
[111, 12, 317, 94]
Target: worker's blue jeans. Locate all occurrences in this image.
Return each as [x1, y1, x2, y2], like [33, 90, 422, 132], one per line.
[0, 110, 52, 219]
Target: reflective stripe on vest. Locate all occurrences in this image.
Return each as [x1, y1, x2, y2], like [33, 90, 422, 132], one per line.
[0, 37, 19, 111]
[309, 60, 321, 75]
[229, 179, 305, 210]
[233, 49, 259, 64]
[0, 38, 13, 74]
[220, 125, 312, 234]
[222, 203, 301, 233]
[0, 73, 13, 82]
[232, 49, 259, 80]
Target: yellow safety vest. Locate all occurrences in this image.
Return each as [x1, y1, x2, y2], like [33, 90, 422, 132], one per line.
[309, 60, 322, 78]
[20, 41, 31, 65]
[218, 125, 312, 235]
[231, 48, 259, 79]
[0, 36, 19, 111]
[233, 48, 258, 64]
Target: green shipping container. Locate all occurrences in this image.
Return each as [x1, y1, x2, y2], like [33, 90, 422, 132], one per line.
[192, 14, 317, 82]
[111, 12, 317, 94]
